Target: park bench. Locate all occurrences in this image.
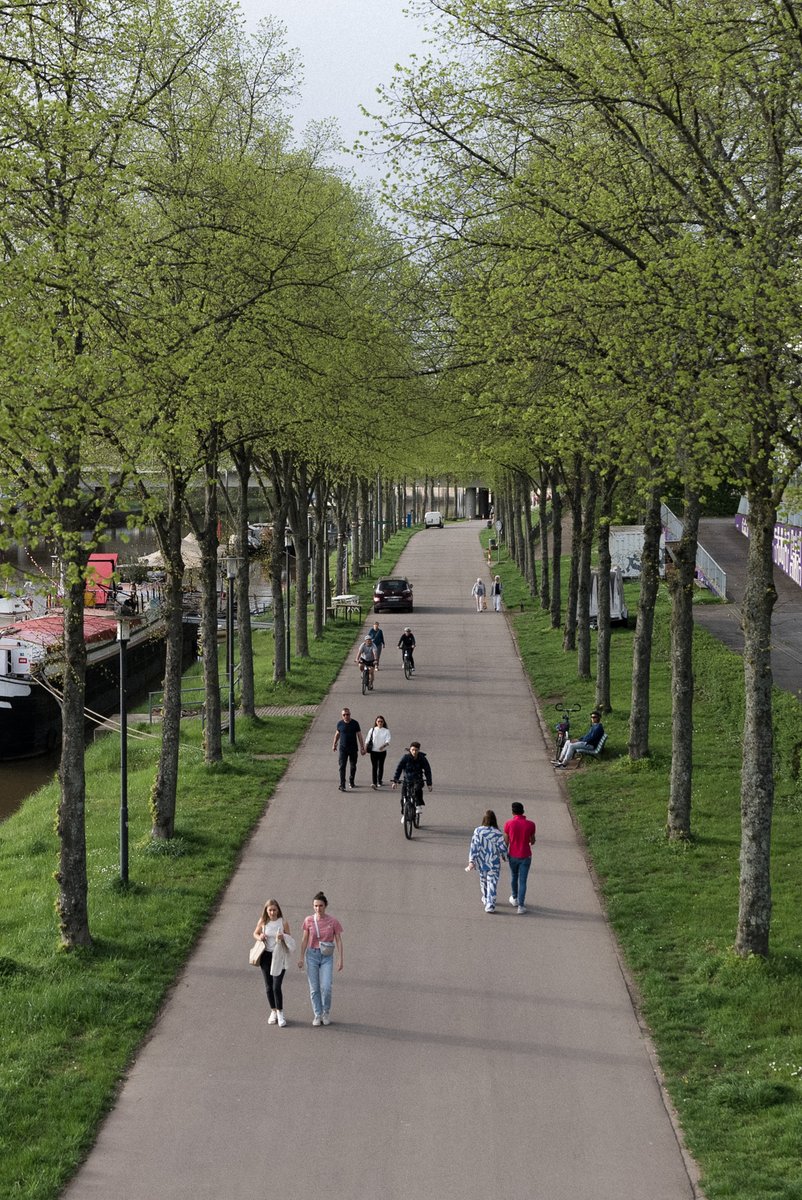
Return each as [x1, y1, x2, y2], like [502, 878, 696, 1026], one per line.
[574, 732, 608, 761]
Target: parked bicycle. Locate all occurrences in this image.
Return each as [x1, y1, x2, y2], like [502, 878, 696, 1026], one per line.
[554, 701, 581, 756]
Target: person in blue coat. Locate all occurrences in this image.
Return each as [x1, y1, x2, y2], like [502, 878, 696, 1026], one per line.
[554, 710, 604, 767]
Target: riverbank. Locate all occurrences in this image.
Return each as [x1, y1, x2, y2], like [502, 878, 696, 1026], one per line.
[0, 528, 414, 1200]
[489, 533, 802, 1200]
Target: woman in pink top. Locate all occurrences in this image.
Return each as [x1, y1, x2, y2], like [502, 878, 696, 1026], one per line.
[297, 892, 344, 1026]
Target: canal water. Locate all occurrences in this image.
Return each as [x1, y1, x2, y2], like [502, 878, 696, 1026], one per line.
[0, 526, 273, 822]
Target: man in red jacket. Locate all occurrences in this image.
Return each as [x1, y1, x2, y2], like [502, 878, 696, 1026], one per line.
[503, 802, 537, 914]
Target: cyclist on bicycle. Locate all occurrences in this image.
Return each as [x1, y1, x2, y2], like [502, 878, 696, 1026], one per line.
[355, 635, 378, 688]
[398, 627, 416, 674]
[391, 741, 432, 816]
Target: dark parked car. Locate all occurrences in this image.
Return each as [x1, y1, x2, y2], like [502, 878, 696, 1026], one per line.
[373, 577, 413, 613]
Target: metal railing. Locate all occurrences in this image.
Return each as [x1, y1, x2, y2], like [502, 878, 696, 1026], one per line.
[147, 664, 242, 724]
[660, 504, 727, 598]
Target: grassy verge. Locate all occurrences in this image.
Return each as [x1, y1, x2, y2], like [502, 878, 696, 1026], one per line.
[487, 532, 802, 1200]
[0, 526, 414, 1200]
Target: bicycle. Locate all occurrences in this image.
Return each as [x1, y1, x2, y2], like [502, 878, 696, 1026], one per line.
[554, 701, 581, 756]
[360, 661, 375, 695]
[402, 650, 413, 680]
[400, 779, 422, 839]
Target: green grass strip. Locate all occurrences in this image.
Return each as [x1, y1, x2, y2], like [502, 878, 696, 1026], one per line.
[487, 531, 802, 1200]
[0, 526, 414, 1200]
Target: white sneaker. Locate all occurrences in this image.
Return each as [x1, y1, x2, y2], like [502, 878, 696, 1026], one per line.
[267, 1010, 278, 1025]
[509, 895, 516, 906]
[321, 1012, 331, 1026]
[312, 1015, 322, 1027]
[517, 905, 526, 914]
[484, 905, 495, 913]
[277, 1011, 287, 1027]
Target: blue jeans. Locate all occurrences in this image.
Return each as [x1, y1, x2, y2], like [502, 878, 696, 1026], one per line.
[305, 947, 334, 1016]
[508, 856, 532, 906]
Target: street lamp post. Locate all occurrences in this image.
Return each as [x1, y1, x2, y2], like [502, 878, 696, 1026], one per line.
[226, 556, 239, 745]
[284, 528, 292, 672]
[116, 616, 130, 885]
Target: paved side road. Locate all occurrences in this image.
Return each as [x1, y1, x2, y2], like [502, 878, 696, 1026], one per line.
[697, 517, 802, 697]
[63, 523, 699, 1200]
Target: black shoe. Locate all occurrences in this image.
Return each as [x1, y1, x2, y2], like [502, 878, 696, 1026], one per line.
[349, 782, 356, 790]
[338, 785, 345, 792]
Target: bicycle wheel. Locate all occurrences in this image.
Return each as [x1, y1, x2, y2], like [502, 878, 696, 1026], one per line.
[361, 668, 368, 695]
[403, 656, 412, 680]
[402, 785, 414, 839]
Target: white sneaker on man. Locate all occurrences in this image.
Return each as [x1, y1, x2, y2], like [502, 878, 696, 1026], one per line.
[312, 1015, 322, 1027]
[321, 1013, 331, 1026]
[517, 905, 526, 914]
[277, 1011, 287, 1027]
[509, 895, 517, 906]
[267, 1010, 278, 1025]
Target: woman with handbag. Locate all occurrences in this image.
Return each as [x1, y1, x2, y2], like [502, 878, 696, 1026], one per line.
[252, 899, 296, 1027]
[297, 892, 344, 1027]
[366, 714, 391, 789]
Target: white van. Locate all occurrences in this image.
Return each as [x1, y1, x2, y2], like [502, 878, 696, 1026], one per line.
[424, 511, 444, 528]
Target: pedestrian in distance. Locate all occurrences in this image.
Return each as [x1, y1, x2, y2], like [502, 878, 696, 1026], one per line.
[490, 575, 503, 611]
[366, 714, 391, 789]
[503, 801, 536, 914]
[466, 810, 508, 912]
[368, 620, 385, 669]
[332, 707, 366, 791]
[297, 892, 344, 1027]
[471, 576, 486, 612]
[398, 626, 416, 673]
[554, 710, 605, 767]
[252, 899, 295, 1027]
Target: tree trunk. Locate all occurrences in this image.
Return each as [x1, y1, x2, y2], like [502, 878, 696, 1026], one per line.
[736, 485, 777, 957]
[151, 475, 188, 838]
[505, 473, 518, 566]
[628, 487, 662, 759]
[270, 509, 288, 681]
[667, 489, 700, 841]
[536, 472, 549, 609]
[289, 460, 311, 659]
[549, 472, 562, 628]
[576, 469, 596, 680]
[187, 431, 222, 764]
[233, 447, 256, 716]
[595, 483, 614, 713]
[312, 478, 329, 638]
[56, 571, 92, 948]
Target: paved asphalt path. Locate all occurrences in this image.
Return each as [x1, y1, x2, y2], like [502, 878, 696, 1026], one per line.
[63, 523, 698, 1200]
[697, 517, 802, 698]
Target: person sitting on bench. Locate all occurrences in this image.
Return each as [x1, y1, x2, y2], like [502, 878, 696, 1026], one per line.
[554, 710, 604, 767]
